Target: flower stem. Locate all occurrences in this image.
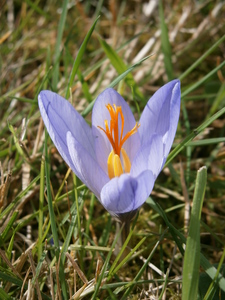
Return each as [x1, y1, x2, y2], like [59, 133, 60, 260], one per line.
[115, 220, 131, 260]
[114, 211, 137, 260]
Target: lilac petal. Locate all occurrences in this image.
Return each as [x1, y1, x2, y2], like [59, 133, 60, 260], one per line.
[92, 88, 141, 174]
[131, 134, 164, 178]
[100, 170, 154, 215]
[38, 91, 96, 170]
[139, 80, 180, 158]
[67, 132, 109, 199]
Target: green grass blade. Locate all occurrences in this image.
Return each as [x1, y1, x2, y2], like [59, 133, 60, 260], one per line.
[146, 198, 225, 293]
[181, 59, 225, 98]
[44, 130, 68, 299]
[159, 0, 174, 80]
[203, 248, 225, 300]
[77, 69, 92, 103]
[32, 250, 47, 285]
[1, 211, 18, 243]
[65, 16, 100, 98]
[108, 237, 146, 281]
[98, 37, 145, 101]
[60, 206, 77, 265]
[179, 34, 225, 81]
[24, 0, 50, 18]
[38, 155, 45, 260]
[208, 81, 225, 117]
[0, 287, 12, 300]
[52, 0, 69, 90]
[166, 105, 225, 166]
[91, 226, 123, 299]
[0, 175, 40, 220]
[44, 132, 59, 250]
[185, 137, 225, 146]
[182, 166, 207, 300]
[81, 54, 152, 117]
[121, 229, 168, 299]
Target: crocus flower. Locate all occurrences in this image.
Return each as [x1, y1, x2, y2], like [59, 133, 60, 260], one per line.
[38, 79, 180, 218]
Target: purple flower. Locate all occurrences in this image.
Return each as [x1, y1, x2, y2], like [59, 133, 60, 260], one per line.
[38, 80, 180, 217]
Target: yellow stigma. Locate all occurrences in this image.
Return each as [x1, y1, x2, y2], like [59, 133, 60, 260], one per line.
[98, 104, 140, 179]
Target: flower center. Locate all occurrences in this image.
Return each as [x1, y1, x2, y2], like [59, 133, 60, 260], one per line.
[98, 104, 140, 179]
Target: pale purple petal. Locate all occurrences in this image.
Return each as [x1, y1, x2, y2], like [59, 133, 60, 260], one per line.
[67, 132, 108, 199]
[139, 80, 180, 160]
[131, 134, 164, 178]
[38, 91, 96, 170]
[100, 170, 154, 215]
[92, 88, 141, 174]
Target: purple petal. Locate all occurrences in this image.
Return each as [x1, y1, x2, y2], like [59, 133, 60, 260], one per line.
[100, 171, 154, 215]
[92, 88, 141, 174]
[131, 134, 164, 178]
[67, 132, 108, 199]
[38, 91, 96, 169]
[139, 80, 180, 158]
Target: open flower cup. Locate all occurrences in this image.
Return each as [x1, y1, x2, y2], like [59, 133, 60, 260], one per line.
[38, 80, 180, 220]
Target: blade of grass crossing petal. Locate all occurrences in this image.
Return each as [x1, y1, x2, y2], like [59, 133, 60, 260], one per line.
[38, 155, 45, 260]
[65, 16, 100, 99]
[52, 0, 69, 90]
[182, 166, 207, 300]
[165, 106, 225, 166]
[98, 37, 145, 102]
[44, 129, 68, 299]
[159, 0, 174, 80]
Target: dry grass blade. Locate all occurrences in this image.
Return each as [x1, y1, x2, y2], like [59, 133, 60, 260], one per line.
[27, 250, 42, 300]
[65, 252, 88, 284]
[0, 249, 23, 280]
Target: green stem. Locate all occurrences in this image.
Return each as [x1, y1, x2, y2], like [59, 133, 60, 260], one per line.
[114, 211, 137, 260]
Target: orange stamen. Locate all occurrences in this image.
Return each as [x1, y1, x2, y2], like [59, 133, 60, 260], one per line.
[98, 104, 140, 156]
